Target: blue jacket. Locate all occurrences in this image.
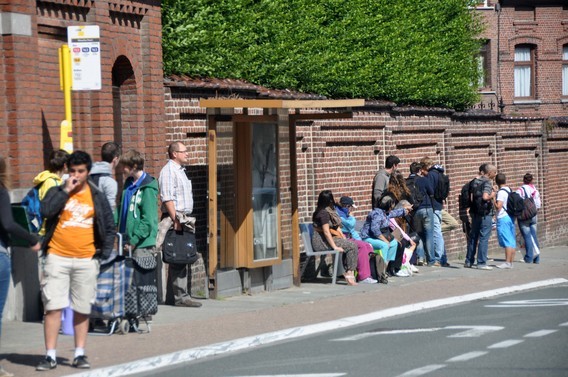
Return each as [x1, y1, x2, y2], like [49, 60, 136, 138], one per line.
[415, 176, 434, 210]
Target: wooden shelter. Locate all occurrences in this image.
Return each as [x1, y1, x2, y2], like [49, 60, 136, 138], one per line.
[199, 98, 364, 296]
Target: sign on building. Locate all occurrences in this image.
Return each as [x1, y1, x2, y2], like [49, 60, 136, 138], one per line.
[67, 25, 101, 90]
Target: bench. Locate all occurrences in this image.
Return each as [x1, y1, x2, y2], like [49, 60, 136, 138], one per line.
[299, 223, 342, 284]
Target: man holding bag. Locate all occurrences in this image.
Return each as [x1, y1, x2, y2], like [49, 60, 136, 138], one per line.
[157, 142, 201, 308]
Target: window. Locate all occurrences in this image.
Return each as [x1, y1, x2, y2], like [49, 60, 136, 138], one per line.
[514, 45, 535, 98]
[477, 40, 491, 89]
[563, 45, 568, 97]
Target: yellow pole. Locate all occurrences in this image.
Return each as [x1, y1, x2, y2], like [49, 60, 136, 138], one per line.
[58, 44, 73, 153]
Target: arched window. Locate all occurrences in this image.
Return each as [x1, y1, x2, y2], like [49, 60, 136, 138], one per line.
[514, 45, 535, 98]
[562, 45, 568, 97]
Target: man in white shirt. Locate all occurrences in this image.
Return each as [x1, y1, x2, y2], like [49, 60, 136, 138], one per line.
[158, 142, 201, 307]
[495, 173, 516, 269]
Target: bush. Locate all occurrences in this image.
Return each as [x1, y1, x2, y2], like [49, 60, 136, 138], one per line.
[162, 0, 483, 110]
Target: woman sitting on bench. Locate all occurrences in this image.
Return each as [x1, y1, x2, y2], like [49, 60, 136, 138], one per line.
[360, 193, 412, 274]
[311, 190, 359, 286]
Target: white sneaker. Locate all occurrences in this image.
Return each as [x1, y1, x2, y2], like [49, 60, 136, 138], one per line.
[360, 277, 378, 284]
[409, 265, 419, 273]
[396, 269, 411, 277]
[478, 265, 493, 270]
[496, 262, 512, 269]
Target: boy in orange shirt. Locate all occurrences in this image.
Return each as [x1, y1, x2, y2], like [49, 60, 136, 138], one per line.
[37, 151, 115, 371]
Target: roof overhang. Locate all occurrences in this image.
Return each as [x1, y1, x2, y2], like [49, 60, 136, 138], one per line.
[199, 98, 365, 109]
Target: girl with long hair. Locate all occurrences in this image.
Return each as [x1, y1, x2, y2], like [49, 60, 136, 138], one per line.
[311, 190, 358, 285]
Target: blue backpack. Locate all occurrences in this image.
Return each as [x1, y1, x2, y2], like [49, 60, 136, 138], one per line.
[21, 178, 57, 233]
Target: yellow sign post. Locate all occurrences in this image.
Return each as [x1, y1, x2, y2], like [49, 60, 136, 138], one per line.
[58, 44, 73, 153]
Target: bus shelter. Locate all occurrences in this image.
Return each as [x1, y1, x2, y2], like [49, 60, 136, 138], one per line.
[199, 98, 364, 297]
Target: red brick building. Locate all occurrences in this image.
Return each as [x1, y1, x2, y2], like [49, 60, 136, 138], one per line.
[474, 0, 568, 117]
[0, 0, 164, 191]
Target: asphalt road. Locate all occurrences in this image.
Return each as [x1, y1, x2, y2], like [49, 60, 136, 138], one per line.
[142, 284, 568, 377]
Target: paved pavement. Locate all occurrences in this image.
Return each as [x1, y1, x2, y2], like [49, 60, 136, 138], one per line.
[2, 245, 567, 376]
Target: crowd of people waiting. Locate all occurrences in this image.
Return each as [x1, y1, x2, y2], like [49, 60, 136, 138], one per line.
[310, 155, 542, 286]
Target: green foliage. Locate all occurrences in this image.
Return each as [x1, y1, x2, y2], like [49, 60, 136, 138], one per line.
[162, 0, 483, 110]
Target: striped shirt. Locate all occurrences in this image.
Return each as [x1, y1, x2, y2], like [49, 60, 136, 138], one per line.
[158, 159, 193, 214]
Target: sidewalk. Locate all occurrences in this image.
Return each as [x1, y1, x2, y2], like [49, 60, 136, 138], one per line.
[2, 246, 567, 376]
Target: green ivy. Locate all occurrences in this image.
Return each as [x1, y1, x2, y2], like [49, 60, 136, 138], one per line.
[162, 0, 483, 110]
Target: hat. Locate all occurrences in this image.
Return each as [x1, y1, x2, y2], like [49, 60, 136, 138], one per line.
[339, 196, 357, 208]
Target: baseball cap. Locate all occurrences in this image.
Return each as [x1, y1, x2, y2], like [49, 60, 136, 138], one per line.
[339, 196, 357, 208]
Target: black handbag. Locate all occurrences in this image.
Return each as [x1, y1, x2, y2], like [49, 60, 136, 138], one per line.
[162, 229, 199, 265]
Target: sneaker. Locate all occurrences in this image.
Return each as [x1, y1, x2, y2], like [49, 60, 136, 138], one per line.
[432, 261, 441, 267]
[175, 299, 202, 308]
[36, 356, 57, 371]
[72, 355, 91, 369]
[441, 262, 451, 267]
[409, 265, 419, 273]
[396, 269, 410, 277]
[360, 277, 378, 284]
[478, 265, 493, 270]
[417, 258, 425, 266]
[464, 263, 472, 268]
[497, 262, 512, 269]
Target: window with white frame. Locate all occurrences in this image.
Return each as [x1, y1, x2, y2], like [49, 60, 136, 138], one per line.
[514, 45, 535, 98]
[563, 45, 568, 96]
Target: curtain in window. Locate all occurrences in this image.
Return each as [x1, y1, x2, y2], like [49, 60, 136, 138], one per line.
[514, 47, 531, 97]
[563, 46, 568, 96]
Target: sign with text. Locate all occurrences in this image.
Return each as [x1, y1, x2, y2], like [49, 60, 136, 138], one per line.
[67, 25, 101, 90]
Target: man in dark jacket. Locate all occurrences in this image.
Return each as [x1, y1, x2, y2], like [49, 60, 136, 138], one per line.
[37, 151, 115, 371]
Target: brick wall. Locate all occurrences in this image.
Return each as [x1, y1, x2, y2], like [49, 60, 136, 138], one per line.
[164, 86, 568, 273]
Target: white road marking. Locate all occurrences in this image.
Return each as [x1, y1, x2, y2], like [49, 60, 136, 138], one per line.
[485, 298, 568, 308]
[488, 339, 524, 348]
[445, 326, 504, 338]
[333, 325, 502, 341]
[66, 278, 567, 377]
[396, 364, 446, 376]
[446, 351, 488, 362]
[332, 328, 442, 341]
[559, 322, 568, 327]
[524, 329, 558, 337]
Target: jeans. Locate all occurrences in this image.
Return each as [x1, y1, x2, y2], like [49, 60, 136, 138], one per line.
[466, 213, 492, 266]
[415, 239, 425, 260]
[364, 237, 399, 262]
[432, 210, 444, 263]
[413, 208, 434, 264]
[0, 252, 11, 339]
[519, 216, 539, 263]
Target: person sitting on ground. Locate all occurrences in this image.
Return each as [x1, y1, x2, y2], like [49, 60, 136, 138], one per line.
[312, 190, 359, 286]
[495, 173, 516, 269]
[335, 196, 376, 284]
[360, 193, 412, 276]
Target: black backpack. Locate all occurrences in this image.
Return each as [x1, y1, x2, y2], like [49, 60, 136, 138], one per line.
[499, 187, 524, 218]
[459, 179, 474, 212]
[433, 171, 450, 202]
[406, 176, 424, 209]
[470, 178, 492, 216]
